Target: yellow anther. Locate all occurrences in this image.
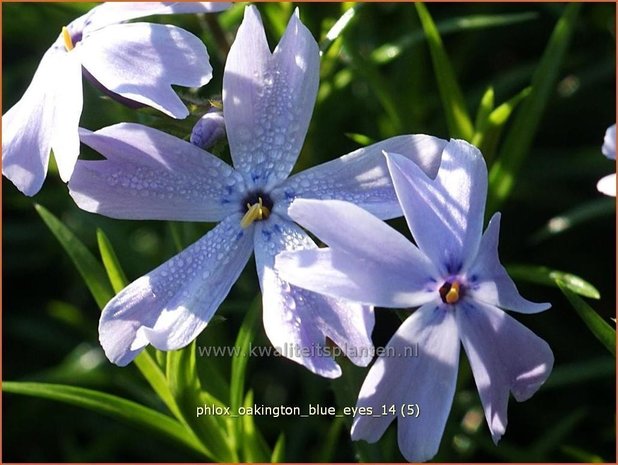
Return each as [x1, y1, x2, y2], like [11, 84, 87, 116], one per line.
[62, 26, 74, 51]
[445, 281, 460, 304]
[240, 197, 270, 229]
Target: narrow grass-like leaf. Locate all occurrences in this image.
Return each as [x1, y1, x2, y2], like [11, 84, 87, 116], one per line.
[344, 133, 376, 146]
[271, 433, 286, 463]
[474, 86, 531, 163]
[487, 3, 581, 212]
[560, 445, 605, 463]
[415, 2, 474, 140]
[35, 204, 113, 308]
[344, 42, 405, 133]
[529, 408, 587, 459]
[558, 283, 615, 357]
[371, 11, 538, 65]
[544, 357, 614, 390]
[241, 390, 271, 462]
[96, 229, 128, 293]
[474, 86, 495, 131]
[168, 342, 236, 462]
[3, 381, 208, 457]
[229, 297, 261, 452]
[530, 197, 616, 244]
[507, 264, 600, 300]
[319, 3, 362, 54]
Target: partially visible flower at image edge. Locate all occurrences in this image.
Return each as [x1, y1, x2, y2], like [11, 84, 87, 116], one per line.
[2, 2, 230, 197]
[275, 139, 554, 461]
[67, 5, 447, 378]
[597, 123, 616, 196]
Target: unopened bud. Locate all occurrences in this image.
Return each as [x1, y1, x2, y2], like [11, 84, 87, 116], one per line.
[190, 109, 226, 150]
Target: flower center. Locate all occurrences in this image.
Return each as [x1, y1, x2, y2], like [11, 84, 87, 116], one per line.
[439, 280, 462, 304]
[240, 192, 273, 228]
[62, 26, 74, 51]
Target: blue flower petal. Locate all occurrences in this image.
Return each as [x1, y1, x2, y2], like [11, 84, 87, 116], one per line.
[276, 199, 437, 307]
[223, 5, 319, 189]
[2, 47, 78, 196]
[254, 215, 374, 378]
[385, 139, 488, 275]
[351, 303, 460, 462]
[467, 213, 551, 313]
[76, 22, 212, 119]
[456, 300, 554, 444]
[272, 134, 446, 220]
[83, 2, 231, 32]
[70, 123, 244, 222]
[99, 214, 253, 366]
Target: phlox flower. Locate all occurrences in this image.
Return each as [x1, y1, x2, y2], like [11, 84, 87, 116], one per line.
[597, 124, 616, 196]
[2, 2, 229, 196]
[68, 5, 446, 377]
[275, 139, 554, 460]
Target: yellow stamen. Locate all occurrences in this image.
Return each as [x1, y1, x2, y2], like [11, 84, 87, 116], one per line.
[445, 281, 460, 304]
[62, 26, 74, 51]
[240, 197, 270, 228]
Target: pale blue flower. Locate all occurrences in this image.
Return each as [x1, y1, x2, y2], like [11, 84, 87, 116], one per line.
[2, 2, 229, 196]
[68, 5, 446, 377]
[597, 124, 616, 196]
[275, 139, 554, 460]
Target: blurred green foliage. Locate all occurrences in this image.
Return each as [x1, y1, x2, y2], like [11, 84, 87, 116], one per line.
[3, 2, 615, 462]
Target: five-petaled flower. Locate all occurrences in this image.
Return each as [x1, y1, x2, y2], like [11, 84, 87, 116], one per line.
[2, 2, 229, 196]
[68, 5, 446, 377]
[597, 124, 616, 197]
[275, 139, 554, 461]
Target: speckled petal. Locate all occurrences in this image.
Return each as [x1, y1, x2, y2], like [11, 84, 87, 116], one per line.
[99, 214, 253, 366]
[467, 214, 551, 314]
[2, 47, 61, 196]
[83, 2, 231, 32]
[76, 23, 211, 118]
[386, 140, 487, 276]
[351, 303, 460, 463]
[272, 135, 446, 220]
[276, 199, 437, 307]
[456, 300, 554, 444]
[223, 6, 319, 189]
[69, 123, 244, 222]
[254, 215, 375, 378]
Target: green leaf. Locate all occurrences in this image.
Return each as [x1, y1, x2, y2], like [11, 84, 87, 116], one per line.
[560, 445, 605, 463]
[371, 11, 538, 65]
[343, 42, 405, 133]
[319, 3, 362, 54]
[415, 2, 474, 140]
[3, 381, 208, 457]
[167, 342, 236, 462]
[271, 433, 286, 463]
[241, 390, 271, 462]
[344, 132, 376, 146]
[35, 204, 114, 308]
[530, 197, 616, 244]
[474, 86, 531, 163]
[487, 3, 581, 212]
[544, 357, 615, 390]
[507, 264, 600, 299]
[474, 86, 495, 131]
[229, 296, 261, 451]
[558, 283, 615, 357]
[96, 229, 128, 293]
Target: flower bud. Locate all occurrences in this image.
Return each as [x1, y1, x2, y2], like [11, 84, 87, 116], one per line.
[190, 109, 226, 150]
